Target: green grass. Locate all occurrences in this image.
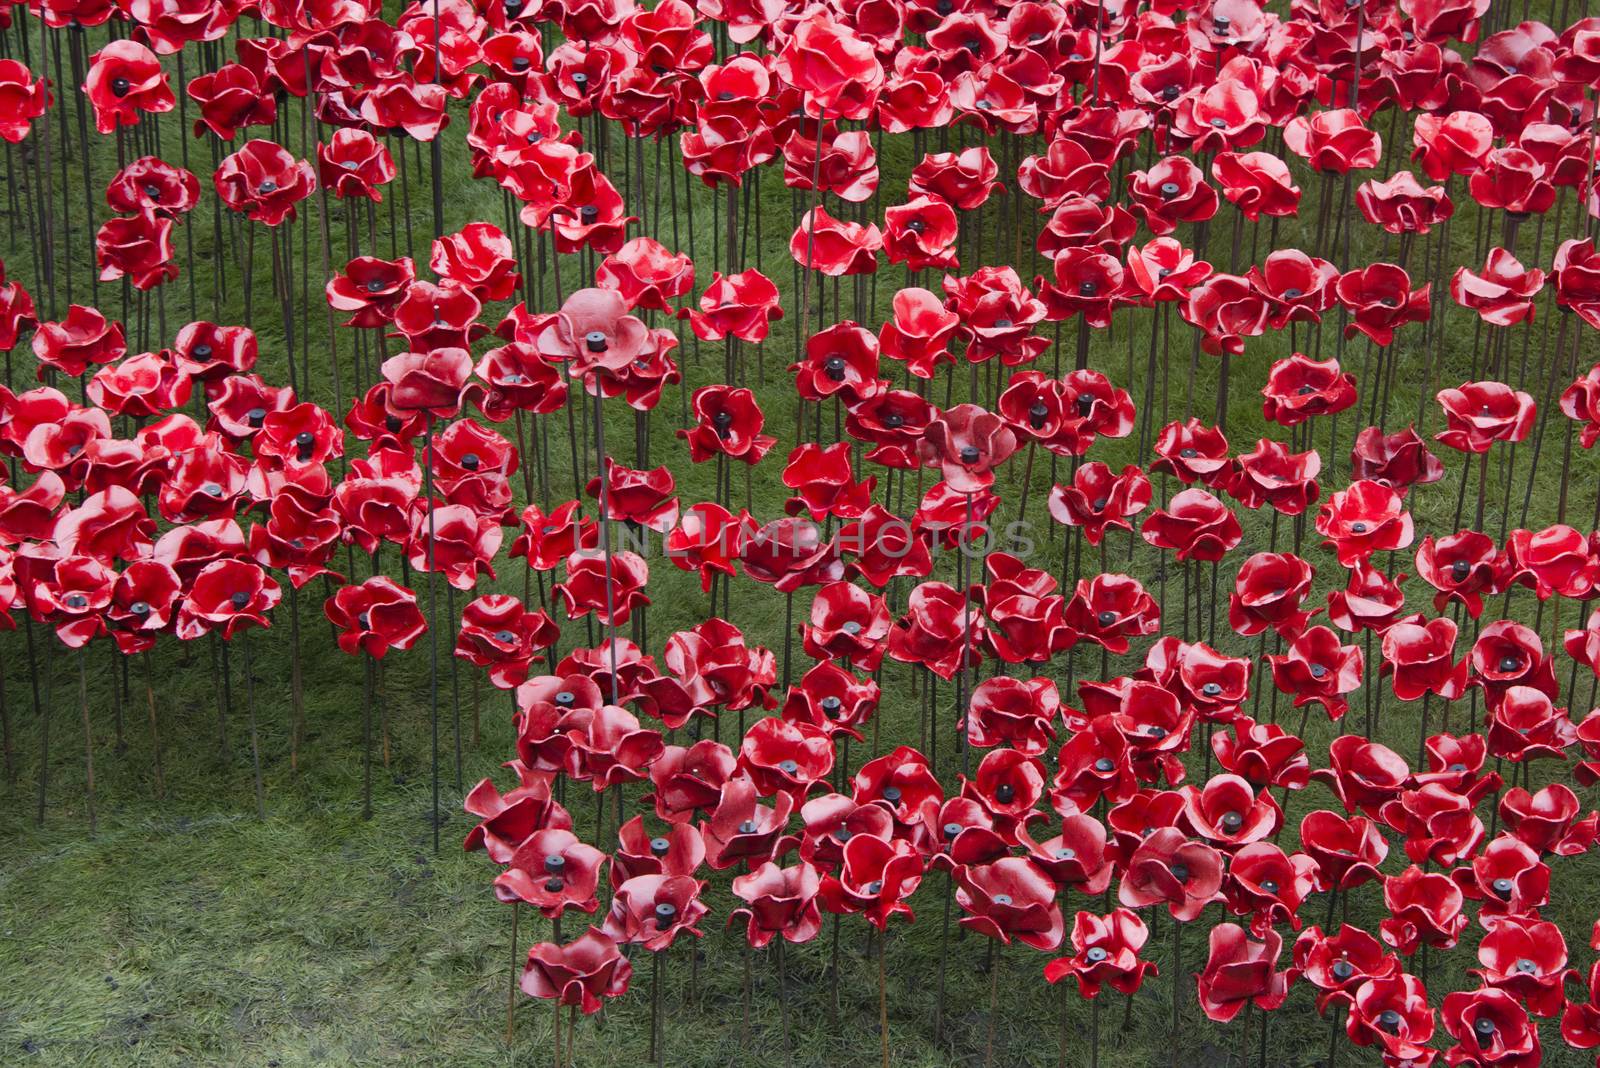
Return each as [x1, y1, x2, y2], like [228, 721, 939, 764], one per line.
[4, 14, 1600, 1066]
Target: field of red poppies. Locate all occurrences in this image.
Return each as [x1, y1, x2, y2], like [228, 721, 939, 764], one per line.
[9, 0, 1600, 1065]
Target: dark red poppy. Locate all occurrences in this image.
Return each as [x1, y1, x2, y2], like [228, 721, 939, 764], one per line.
[1349, 425, 1446, 493]
[174, 558, 281, 640]
[1380, 865, 1467, 953]
[213, 139, 315, 226]
[1472, 619, 1559, 702]
[1442, 987, 1540, 1068]
[1338, 264, 1431, 346]
[1299, 810, 1389, 892]
[818, 833, 923, 931]
[1260, 354, 1357, 428]
[1291, 924, 1400, 1013]
[1126, 155, 1217, 236]
[740, 517, 843, 594]
[1118, 826, 1223, 921]
[878, 287, 958, 380]
[942, 266, 1050, 366]
[789, 206, 882, 276]
[1141, 488, 1242, 563]
[1270, 626, 1364, 722]
[1345, 973, 1436, 1062]
[1210, 150, 1300, 220]
[520, 928, 630, 1015]
[684, 269, 783, 344]
[85, 40, 174, 133]
[1355, 170, 1455, 234]
[1047, 462, 1151, 546]
[0, 60, 49, 143]
[186, 63, 276, 141]
[730, 861, 822, 947]
[882, 196, 959, 273]
[1474, 916, 1574, 1017]
[327, 256, 416, 329]
[1413, 110, 1495, 179]
[1436, 381, 1538, 453]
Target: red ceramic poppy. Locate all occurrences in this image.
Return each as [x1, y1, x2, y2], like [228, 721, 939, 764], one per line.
[1210, 151, 1300, 220]
[1435, 381, 1537, 453]
[1062, 574, 1159, 656]
[1452, 248, 1545, 327]
[882, 196, 959, 272]
[1505, 524, 1600, 599]
[555, 547, 648, 625]
[1345, 973, 1436, 1062]
[1283, 108, 1380, 173]
[789, 206, 882, 276]
[1195, 923, 1289, 1023]
[877, 287, 959, 380]
[1415, 530, 1506, 617]
[1141, 488, 1242, 563]
[817, 833, 923, 931]
[520, 928, 630, 1015]
[942, 266, 1050, 366]
[1047, 462, 1151, 546]
[323, 577, 425, 660]
[1211, 715, 1309, 792]
[1126, 155, 1218, 236]
[602, 873, 707, 952]
[327, 256, 416, 329]
[838, 504, 933, 588]
[740, 517, 844, 593]
[1117, 826, 1223, 921]
[85, 40, 175, 133]
[1355, 170, 1455, 234]
[1380, 864, 1467, 953]
[1299, 810, 1389, 891]
[0, 60, 49, 143]
[1349, 425, 1445, 492]
[782, 442, 873, 521]
[774, 7, 884, 121]
[685, 270, 779, 343]
[1337, 263, 1431, 346]
[1413, 110, 1495, 180]
[1044, 909, 1155, 998]
[1269, 626, 1364, 721]
[1473, 916, 1574, 1017]
[1441, 987, 1540, 1068]
[595, 237, 695, 314]
[1260, 354, 1357, 428]
[1291, 924, 1400, 1013]
[1471, 620, 1558, 702]
[1315, 480, 1414, 566]
[175, 558, 282, 640]
[213, 139, 316, 226]
[954, 857, 1062, 951]
[730, 861, 823, 947]
[801, 581, 889, 672]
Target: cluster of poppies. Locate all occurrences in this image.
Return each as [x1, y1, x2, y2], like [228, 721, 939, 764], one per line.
[8, 0, 1600, 1060]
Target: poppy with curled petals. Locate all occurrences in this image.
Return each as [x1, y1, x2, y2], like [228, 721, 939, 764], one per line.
[1452, 249, 1544, 327]
[1355, 170, 1454, 235]
[1435, 381, 1537, 453]
[327, 256, 415, 329]
[665, 618, 774, 715]
[1291, 925, 1399, 1013]
[1454, 834, 1550, 926]
[685, 270, 783, 344]
[175, 558, 281, 640]
[1062, 574, 1159, 656]
[1442, 987, 1540, 1068]
[1560, 364, 1600, 447]
[1315, 480, 1414, 567]
[431, 222, 519, 304]
[954, 857, 1062, 950]
[943, 266, 1050, 367]
[324, 577, 425, 660]
[595, 238, 694, 315]
[792, 321, 881, 405]
[782, 661, 878, 742]
[801, 581, 889, 673]
[1299, 810, 1388, 892]
[602, 874, 707, 952]
[1553, 238, 1600, 329]
[1212, 715, 1310, 792]
[1249, 250, 1340, 329]
[85, 350, 190, 418]
[1182, 273, 1269, 357]
[1117, 826, 1223, 922]
[877, 287, 958, 380]
[1415, 531, 1505, 618]
[818, 833, 922, 930]
[1338, 264, 1431, 346]
[1124, 238, 1212, 305]
[32, 305, 125, 380]
[1210, 151, 1299, 220]
[1412, 111, 1495, 180]
[1470, 147, 1555, 216]
[1471, 619, 1558, 701]
[1473, 917, 1573, 1017]
[908, 147, 1000, 212]
[1141, 488, 1242, 563]
[0, 60, 49, 144]
[1504, 524, 1599, 600]
[1225, 842, 1318, 936]
[1195, 924, 1289, 1023]
[1346, 973, 1436, 1062]
[1260, 354, 1357, 428]
[104, 559, 181, 655]
[213, 139, 315, 226]
[741, 517, 844, 593]
[1047, 462, 1150, 547]
[1381, 865, 1467, 954]
[736, 717, 832, 801]
[1486, 685, 1576, 763]
[1349, 425, 1445, 492]
[678, 385, 775, 467]
[85, 40, 174, 133]
[410, 504, 503, 592]
[918, 403, 1017, 494]
[316, 129, 395, 203]
[1126, 156, 1217, 236]
[1016, 812, 1112, 895]
[782, 443, 873, 521]
[838, 504, 931, 588]
[1379, 617, 1468, 701]
[95, 211, 177, 291]
[1269, 625, 1363, 722]
[645, 741, 734, 826]
[663, 502, 753, 596]
[1180, 773, 1280, 848]
[731, 862, 822, 948]
[520, 928, 629, 1015]
[380, 348, 480, 419]
[1151, 418, 1232, 487]
[882, 196, 958, 272]
[789, 206, 881, 276]
[495, 827, 606, 918]
[185, 63, 275, 142]
[1038, 247, 1132, 329]
[1498, 783, 1598, 857]
[611, 817, 704, 886]
[585, 459, 677, 533]
[1284, 109, 1381, 173]
[1380, 781, 1486, 867]
[1228, 439, 1321, 515]
[774, 7, 883, 121]
[963, 675, 1058, 757]
[455, 594, 558, 689]
[886, 581, 982, 680]
[1044, 909, 1155, 998]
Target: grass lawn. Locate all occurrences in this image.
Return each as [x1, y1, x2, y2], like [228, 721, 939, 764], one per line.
[4, 14, 1600, 1066]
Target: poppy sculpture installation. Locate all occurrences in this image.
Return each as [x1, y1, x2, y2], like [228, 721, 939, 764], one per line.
[14, 0, 1600, 1064]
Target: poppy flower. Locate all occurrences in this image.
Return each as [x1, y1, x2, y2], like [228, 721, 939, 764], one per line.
[1487, 685, 1577, 763]
[1117, 826, 1223, 921]
[792, 321, 881, 405]
[942, 266, 1050, 366]
[1141, 488, 1242, 563]
[1062, 574, 1159, 656]
[789, 206, 881, 276]
[781, 443, 873, 521]
[595, 238, 695, 315]
[882, 196, 959, 272]
[1470, 146, 1555, 216]
[685, 269, 784, 344]
[908, 146, 1001, 211]
[1126, 155, 1218, 236]
[1315, 480, 1414, 566]
[381, 348, 480, 419]
[774, 7, 884, 121]
[1381, 865, 1467, 953]
[1415, 531, 1506, 617]
[186, 63, 276, 141]
[1229, 439, 1321, 515]
[1338, 264, 1431, 346]
[1349, 425, 1446, 492]
[1355, 170, 1455, 234]
[1452, 249, 1545, 327]
[520, 928, 631, 1015]
[32, 304, 126, 380]
[1210, 151, 1300, 220]
[782, 124, 878, 202]
[1044, 909, 1155, 998]
[1291, 925, 1400, 1013]
[1179, 773, 1281, 848]
[1047, 462, 1151, 547]
[1195, 923, 1289, 1024]
[1554, 238, 1600, 329]
[455, 595, 559, 690]
[1260, 354, 1357, 428]
[327, 256, 416, 329]
[954, 857, 1062, 951]
[323, 577, 425, 660]
[1151, 418, 1233, 487]
[85, 40, 174, 133]
[1346, 973, 1436, 1062]
[741, 517, 844, 594]
[877, 287, 958, 380]
[175, 558, 281, 640]
[1498, 783, 1598, 857]
[799, 581, 889, 673]
[838, 505, 932, 588]
[1212, 715, 1310, 792]
[393, 281, 487, 352]
[1474, 917, 1574, 1017]
[1413, 111, 1496, 180]
[1299, 810, 1389, 891]
[213, 139, 316, 226]
[730, 861, 823, 947]
[1435, 381, 1537, 452]
[1379, 617, 1468, 701]
[0, 60, 49, 143]
[602, 874, 707, 953]
[1441, 987, 1540, 1068]
[1504, 524, 1599, 599]
[408, 501, 501, 593]
[554, 548, 648, 626]
[818, 833, 923, 930]
[1472, 619, 1558, 702]
[1283, 108, 1381, 173]
[1454, 834, 1550, 927]
[495, 827, 607, 918]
